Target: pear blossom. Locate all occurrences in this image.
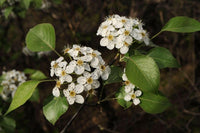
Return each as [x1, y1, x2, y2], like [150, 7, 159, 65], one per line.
[124, 89, 142, 105]
[122, 70, 135, 93]
[63, 83, 84, 105]
[50, 57, 67, 77]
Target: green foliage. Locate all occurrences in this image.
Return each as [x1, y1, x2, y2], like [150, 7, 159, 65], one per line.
[25, 23, 56, 52]
[139, 92, 171, 114]
[0, 0, 6, 6]
[22, 0, 31, 9]
[29, 88, 40, 102]
[5, 80, 41, 115]
[115, 87, 132, 109]
[147, 47, 180, 69]
[0, 116, 16, 133]
[0, 86, 3, 93]
[24, 68, 47, 80]
[3, 7, 13, 19]
[43, 96, 69, 125]
[162, 16, 200, 33]
[125, 55, 160, 93]
[104, 66, 123, 85]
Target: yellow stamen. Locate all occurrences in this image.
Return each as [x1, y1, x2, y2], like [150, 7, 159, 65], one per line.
[64, 48, 70, 54]
[56, 81, 61, 88]
[125, 80, 130, 85]
[77, 60, 83, 66]
[92, 52, 97, 57]
[70, 91, 76, 97]
[87, 77, 93, 84]
[141, 32, 146, 37]
[75, 47, 80, 51]
[100, 65, 106, 71]
[131, 94, 136, 99]
[124, 30, 130, 36]
[103, 25, 108, 29]
[61, 70, 66, 76]
[53, 63, 58, 68]
[121, 19, 126, 23]
[107, 35, 113, 40]
[124, 42, 129, 46]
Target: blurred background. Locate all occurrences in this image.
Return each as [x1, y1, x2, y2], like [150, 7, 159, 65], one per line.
[0, 0, 200, 132]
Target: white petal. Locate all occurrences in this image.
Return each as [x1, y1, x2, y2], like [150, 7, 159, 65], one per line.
[68, 82, 75, 90]
[91, 58, 99, 68]
[85, 84, 91, 90]
[65, 75, 72, 83]
[75, 66, 84, 75]
[57, 57, 64, 62]
[124, 94, 131, 101]
[81, 55, 93, 62]
[67, 97, 75, 105]
[101, 72, 109, 80]
[66, 65, 75, 74]
[122, 73, 127, 81]
[91, 70, 100, 80]
[75, 84, 84, 94]
[92, 80, 100, 88]
[63, 89, 68, 97]
[125, 86, 131, 93]
[120, 46, 129, 54]
[50, 69, 54, 77]
[133, 98, 140, 105]
[106, 42, 115, 50]
[52, 87, 60, 97]
[84, 63, 91, 71]
[100, 38, 108, 46]
[116, 42, 123, 49]
[75, 95, 84, 104]
[77, 76, 87, 84]
[135, 90, 142, 97]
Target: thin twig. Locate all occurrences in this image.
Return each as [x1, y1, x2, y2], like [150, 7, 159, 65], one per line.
[60, 95, 89, 133]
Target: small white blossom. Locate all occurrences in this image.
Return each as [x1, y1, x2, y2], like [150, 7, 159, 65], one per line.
[50, 57, 67, 77]
[124, 89, 142, 105]
[122, 70, 135, 93]
[63, 83, 84, 105]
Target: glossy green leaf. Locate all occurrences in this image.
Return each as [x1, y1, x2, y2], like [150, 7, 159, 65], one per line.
[3, 7, 13, 19]
[162, 16, 200, 33]
[116, 87, 132, 109]
[5, 80, 41, 115]
[139, 92, 171, 114]
[26, 23, 56, 52]
[125, 55, 160, 93]
[43, 96, 68, 125]
[104, 66, 123, 85]
[22, 0, 31, 9]
[0, 116, 16, 133]
[147, 47, 180, 69]
[24, 68, 47, 80]
[29, 87, 40, 102]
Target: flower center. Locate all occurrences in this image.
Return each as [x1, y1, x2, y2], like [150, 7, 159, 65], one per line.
[53, 63, 58, 68]
[56, 81, 61, 88]
[121, 19, 126, 23]
[77, 60, 83, 66]
[124, 41, 129, 46]
[103, 25, 108, 29]
[100, 65, 106, 71]
[75, 47, 80, 51]
[124, 30, 130, 36]
[64, 48, 70, 54]
[141, 32, 145, 37]
[61, 70, 66, 76]
[131, 94, 136, 99]
[107, 35, 113, 41]
[125, 80, 130, 85]
[92, 52, 97, 57]
[87, 77, 93, 84]
[69, 90, 76, 97]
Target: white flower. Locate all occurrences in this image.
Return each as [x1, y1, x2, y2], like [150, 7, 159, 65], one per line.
[77, 72, 100, 91]
[124, 89, 142, 105]
[97, 21, 115, 37]
[100, 33, 116, 50]
[116, 35, 133, 54]
[52, 80, 61, 97]
[63, 83, 84, 105]
[56, 67, 72, 84]
[74, 59, 91, 75]
[67, 45, 81, 58]
[131, 28, 149, 45]
[50, 57, 67, 77]
[122, 72, 135, 93]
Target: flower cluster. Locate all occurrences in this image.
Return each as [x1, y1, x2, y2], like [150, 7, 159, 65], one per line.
[0, 70, 27, 101]
[122, 70, 142, 105]
[50, 45, 111, 105]
[97, 14, 150, 54]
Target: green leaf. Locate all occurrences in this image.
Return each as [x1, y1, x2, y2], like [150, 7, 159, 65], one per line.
[32, 0, 43, 8]
[0, 86, 3, 94]
[162, 16, 200, 33]
[104, 66, 123, 85]
[0, 0, 6, 6]
[125, 55, 160, 93]
[116, 86, 132, 109]
[29, 87, 40, 102]
[43, 96, 68, 125]
[25, 23, 56, 52]
[147, 47, 180, 69]
[3, 7, 13, 19]
[22, 0, 31, 9]
[24, 68, 47, 80]
[139, 92, 171, 114]
[5, 80, 41, 115]
[0, 116, 16, 133]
